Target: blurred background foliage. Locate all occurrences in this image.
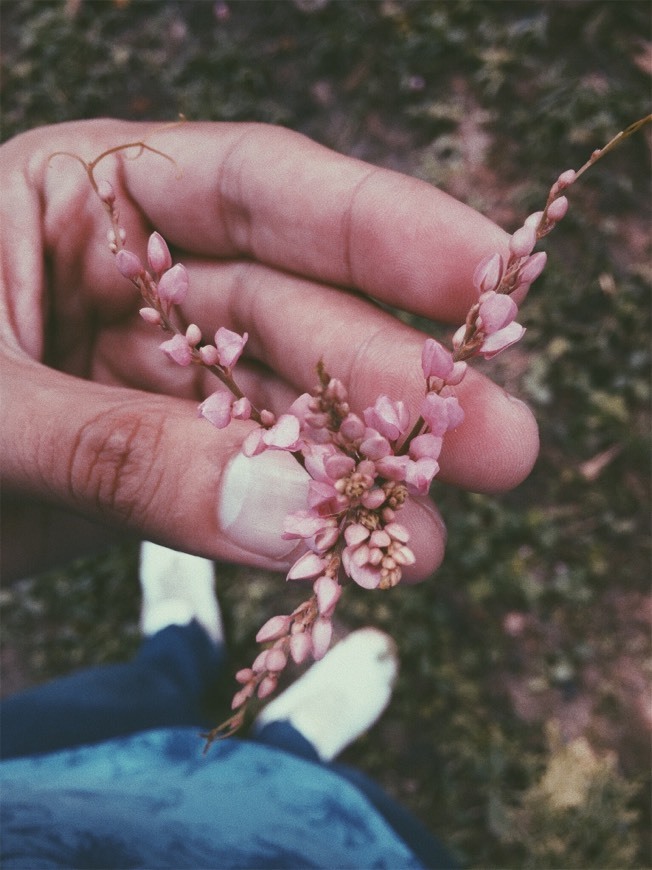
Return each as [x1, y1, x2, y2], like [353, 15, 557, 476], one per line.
[1, 1, 650, 866]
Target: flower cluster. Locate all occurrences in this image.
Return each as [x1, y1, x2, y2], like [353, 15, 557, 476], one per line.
[73, 116, 649, 742]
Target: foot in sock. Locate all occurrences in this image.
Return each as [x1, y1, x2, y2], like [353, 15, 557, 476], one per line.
[139, 542, 223, 645]
[255, 628, 398, 761]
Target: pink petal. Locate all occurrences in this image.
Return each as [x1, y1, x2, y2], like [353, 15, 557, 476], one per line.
[314, 575, 342, 617]
[242, 428, 266, 457]
[283, 510, 330, 540]
[509, 224, 537, 258]
[363, 395, 410, 442]
[147, 231, 172, 274]
[385, 522, 410, 543]
[339, 413, 366, 440]
[421, 338, 454, 380]
[473, 252, 503, 294]
[344, 523, 370, 547]
[480, 322, 526, 359]
[256, 614, 292, 643]
[405, 457, 439, 495]
[409, 432, 442, 461]
[157, 263, 189, 307]
[160, 334, 192, 367]
[265, 648, 288, 672]
[311, 617, 333, 660]
[198, 391, 233, 429]
[214, 326, 248, 369]
[257, 675, 278, 699]
[375, 454, 410, 481]
[287, 551, 327, 581]
[359, 430, 392, 460]
[324, 454, 356, 480]
[115, 248, 144, 280]
[262, 414, 301, 449]
[289, 631, 312, 664]
[361, 487, 387, 510]
[231, 397, 252, 420]
[347, 558, 382, 590]
[478, 292, 517, 335]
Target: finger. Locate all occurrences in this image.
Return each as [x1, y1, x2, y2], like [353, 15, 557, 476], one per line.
[0, 356, 447, 581]
[111, 121, 509, 321]
[179, 259, 539, 493]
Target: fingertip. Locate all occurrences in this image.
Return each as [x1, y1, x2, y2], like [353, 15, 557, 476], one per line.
[398, 496, 447, 584]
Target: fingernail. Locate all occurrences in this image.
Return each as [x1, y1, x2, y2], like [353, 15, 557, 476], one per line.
[218, 450, 310, 560]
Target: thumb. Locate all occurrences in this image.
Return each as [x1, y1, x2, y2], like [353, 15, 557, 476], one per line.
[1, 357, 309, 570]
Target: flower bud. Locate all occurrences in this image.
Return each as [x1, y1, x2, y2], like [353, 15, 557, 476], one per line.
[509, 224, 537, 259]
[199, 344, 220, 366]
[147, 231, 173, 274]
[256, 614, 292, 643]
[546, 195, 569, 223]
[421, 338, 454, 381]
[97, 180, 115, 204]
[157, 263, 189, 308]
[139, 307, 162, 326]
[185, 323, 202, 346]
[473, 252, 503, 294]
[115, 249, 144, 280]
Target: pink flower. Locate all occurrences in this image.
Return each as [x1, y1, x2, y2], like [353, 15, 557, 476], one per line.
[478, 292, 518, 335]
[359, 429, 392, 460]
[139, 307, 161, 326]
[409, 432, 442, 461]
[157, 263, 189, 309]
[287, 551, 327, 581]
[198, 390, 233, 428]
[363, 395, 410, 442]
[405, 456, 439, 495]
[421, 392, 464, 435]
[160, 334, 192, 366]
[421, 338, 455, 381]
[289, 631, 312, 664]
[473, 252, 503, 294]
[509, 224, 537, 258]
[375, 454, 410, 482]
[314, 574, 342, 617]
[262, 414, 301, 450]
[480, 321, 526, 359]
[311, 617, 333, 659]
[147, 231, 172, 274]
[214, 327, 248, 370]
[283, 510, 334, 540]
[116, 249, 144, 280]
[231, 397, 252, 420]
[256, 614, 292, 643]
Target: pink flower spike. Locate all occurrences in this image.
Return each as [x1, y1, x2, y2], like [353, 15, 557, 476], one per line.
[547, 195, 569, 222]
[262, 414, 301, 450]
[256, 614, 292, 643]
[509, 224, 537, 258]
[214, 327, 248, 370]
[311, 618, 333, 659]
[314, 575, 342, 617]
[473, 252, 503, 294]
[478, 292, 517, 335]
[147, 231, 172, 274]
[157, 263, 189, 308]
[116, 248, 144, 280]
[287, 551, 327, 581]
[289, 631, 312, 664]
[421, 338, 454, 381]
[480, 321, 526, 359]
[139, 307, 162, 326]
[160, 334, 192, 366]
[198, 390, 233, 429]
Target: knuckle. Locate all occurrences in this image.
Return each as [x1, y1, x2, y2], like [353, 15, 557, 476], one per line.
[67, 405, 166, 524]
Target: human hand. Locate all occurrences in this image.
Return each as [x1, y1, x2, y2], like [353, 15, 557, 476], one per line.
[0, 119, 538, 581]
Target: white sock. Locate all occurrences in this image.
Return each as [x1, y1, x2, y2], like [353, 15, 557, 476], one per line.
[256, 628, 398, 760]
[139, 542, 223, 645]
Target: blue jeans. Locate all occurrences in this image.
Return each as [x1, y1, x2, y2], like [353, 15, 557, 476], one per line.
[1, 622, 457, 869]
